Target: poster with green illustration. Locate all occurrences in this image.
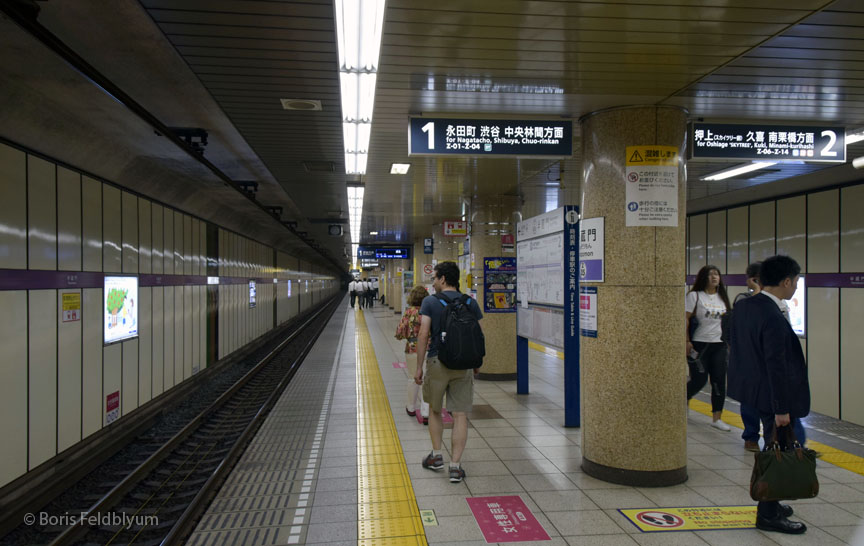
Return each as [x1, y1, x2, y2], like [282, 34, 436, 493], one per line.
[104, 276, 138, 344]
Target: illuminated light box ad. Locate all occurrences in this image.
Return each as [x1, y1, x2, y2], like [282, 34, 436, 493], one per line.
[789, 276, 806, 337]
[249, 280, 257, 308]
[104, 276, 138, 344]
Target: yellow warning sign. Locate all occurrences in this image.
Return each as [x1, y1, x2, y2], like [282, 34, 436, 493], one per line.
[620, 506, 756, 532]
[62, 292, 81, 322]
[62, 293, 81, 311]
[625, 145, 678, 166]
[419, 509, 438, 526]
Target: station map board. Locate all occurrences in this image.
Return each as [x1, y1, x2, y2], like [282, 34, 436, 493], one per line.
[516, 206, 581, 426]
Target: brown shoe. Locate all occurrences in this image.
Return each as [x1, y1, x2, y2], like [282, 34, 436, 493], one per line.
[744, 440, 760, 452]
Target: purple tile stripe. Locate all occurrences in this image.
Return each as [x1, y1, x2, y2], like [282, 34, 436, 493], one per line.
[0, 269, 283, 290]
[688, 272, 864, 288]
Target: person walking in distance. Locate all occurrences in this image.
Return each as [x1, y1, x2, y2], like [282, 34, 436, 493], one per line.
[396, 285, 430, 422]
[414, 261, 484, 483]
[348, 277, 358, 308]
[355, 277, 366, 308]
[728, 255, 810, 535]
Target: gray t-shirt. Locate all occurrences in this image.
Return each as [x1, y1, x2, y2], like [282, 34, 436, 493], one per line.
[419, 290, 483, 358]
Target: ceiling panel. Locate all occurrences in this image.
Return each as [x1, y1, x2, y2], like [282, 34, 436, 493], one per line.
[6, 0, 864, 271]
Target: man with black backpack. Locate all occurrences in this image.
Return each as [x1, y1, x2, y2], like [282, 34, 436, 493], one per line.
[414, 261, 484, 483]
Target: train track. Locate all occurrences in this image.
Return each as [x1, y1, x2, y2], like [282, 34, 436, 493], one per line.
[2, 296, 341, 546]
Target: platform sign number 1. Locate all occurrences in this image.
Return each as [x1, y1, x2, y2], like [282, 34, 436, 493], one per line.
[422, 121, 435, 149]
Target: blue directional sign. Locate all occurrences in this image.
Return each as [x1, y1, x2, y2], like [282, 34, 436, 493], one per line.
[359, 245, 411, 260]
[409, 117, 573, 157]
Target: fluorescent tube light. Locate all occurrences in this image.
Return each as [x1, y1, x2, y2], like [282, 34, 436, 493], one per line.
[370, 231, 378, 235]
[343, 123, 357, 152]
[358, 73, 377, 122]
[390, 163, 410, 174]
[847, 131, 864, 145]
[701, 162, 777, 181]
[335, 0, 385, 175]
[335, 0, 385, 71]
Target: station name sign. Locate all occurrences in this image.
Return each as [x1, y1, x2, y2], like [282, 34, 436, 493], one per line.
[409, 117, 572, 157]
[691, 123, 845, 162]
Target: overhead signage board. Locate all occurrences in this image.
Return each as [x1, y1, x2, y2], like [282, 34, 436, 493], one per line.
[375, 247, 410, 259]
[625, 146, 679, 227]
[409, 117, 573, 157]
[691, 123, 845, 162]
[358, 245, 411, 259]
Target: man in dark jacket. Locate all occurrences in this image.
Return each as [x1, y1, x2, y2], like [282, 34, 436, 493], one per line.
[728, 254, 809, 535]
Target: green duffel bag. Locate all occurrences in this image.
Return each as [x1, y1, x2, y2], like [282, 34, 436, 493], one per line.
[750, 427, 819, 502]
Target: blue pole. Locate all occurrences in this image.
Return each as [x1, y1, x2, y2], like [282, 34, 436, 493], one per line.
[517, 335, 529, 394]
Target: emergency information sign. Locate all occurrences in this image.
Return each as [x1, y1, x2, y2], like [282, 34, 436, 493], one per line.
[691, 123, 845, 162]
[625, 146, 679, 227]
[443, 220, 467, 237]
[409, 117, 572, 157]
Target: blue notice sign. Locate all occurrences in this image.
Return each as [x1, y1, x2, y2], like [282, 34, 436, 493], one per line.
[409, 117, 573, 157]
[424, 237, 433, 254]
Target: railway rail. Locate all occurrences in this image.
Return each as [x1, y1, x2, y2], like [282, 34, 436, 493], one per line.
[0, 296, 341, 546]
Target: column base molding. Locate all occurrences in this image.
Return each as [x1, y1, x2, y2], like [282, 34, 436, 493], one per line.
[476, 372, 518, 381]
[582, 457, 687, 487]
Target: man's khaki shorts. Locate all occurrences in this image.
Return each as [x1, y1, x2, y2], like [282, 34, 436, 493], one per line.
[422, 356, 473, 413]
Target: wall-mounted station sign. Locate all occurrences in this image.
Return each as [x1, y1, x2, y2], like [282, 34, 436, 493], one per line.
[409, 117, 573, 157]
[690, 123, 846, 162]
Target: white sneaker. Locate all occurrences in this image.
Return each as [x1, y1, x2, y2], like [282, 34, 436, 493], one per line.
[711, 420, 731, 431]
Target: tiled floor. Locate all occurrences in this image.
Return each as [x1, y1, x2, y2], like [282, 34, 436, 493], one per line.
[362, 304, 864, 545]
[194, 301, 864, 545]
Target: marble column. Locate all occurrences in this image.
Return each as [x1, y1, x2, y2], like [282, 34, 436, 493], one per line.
[470, 196, 520, 380]
[579, 105, 688, 486]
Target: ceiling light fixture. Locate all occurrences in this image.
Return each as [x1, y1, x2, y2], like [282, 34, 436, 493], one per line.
[390, 163, 410, 174]
[701, 161, 778, 181]
[846, 130, 864, 145]
[369, 231, 379, 235]
[347, 185, 365, 267]
[335, 0, 385, 175]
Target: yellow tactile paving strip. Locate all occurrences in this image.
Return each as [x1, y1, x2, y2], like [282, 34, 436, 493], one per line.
[354, 310, 428, 545]
[689, 398, 864, 476]
[532, 340, 864, 477]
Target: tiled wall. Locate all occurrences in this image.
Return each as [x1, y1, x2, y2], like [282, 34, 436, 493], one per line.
[0, 142, 338, 488]
[687, 183, 864, 426]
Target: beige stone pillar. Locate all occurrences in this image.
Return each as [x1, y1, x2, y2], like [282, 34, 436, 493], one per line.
[470, 197, 519, 380]
[579, 105, 688, 486]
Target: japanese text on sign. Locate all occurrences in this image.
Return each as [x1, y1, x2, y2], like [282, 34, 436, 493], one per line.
[409, 117, 572, 157]
[691, 123, 845, 162]
[625, 146, 679, 227]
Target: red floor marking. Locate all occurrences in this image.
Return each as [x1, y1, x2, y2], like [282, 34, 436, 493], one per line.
[392, 361, 406, 368]
[467, 495, 551, 543]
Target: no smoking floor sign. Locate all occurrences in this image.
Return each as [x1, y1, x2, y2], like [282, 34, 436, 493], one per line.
[620, 506, 757, 532]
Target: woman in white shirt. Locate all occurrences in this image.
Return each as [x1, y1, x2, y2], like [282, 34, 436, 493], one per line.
[686, 265, 732, 430]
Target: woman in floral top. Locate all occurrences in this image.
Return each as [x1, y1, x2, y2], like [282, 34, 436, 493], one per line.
[397, 285, 429, 421]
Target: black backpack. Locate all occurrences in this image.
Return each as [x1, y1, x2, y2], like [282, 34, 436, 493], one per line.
[435, 292, 485, 370]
